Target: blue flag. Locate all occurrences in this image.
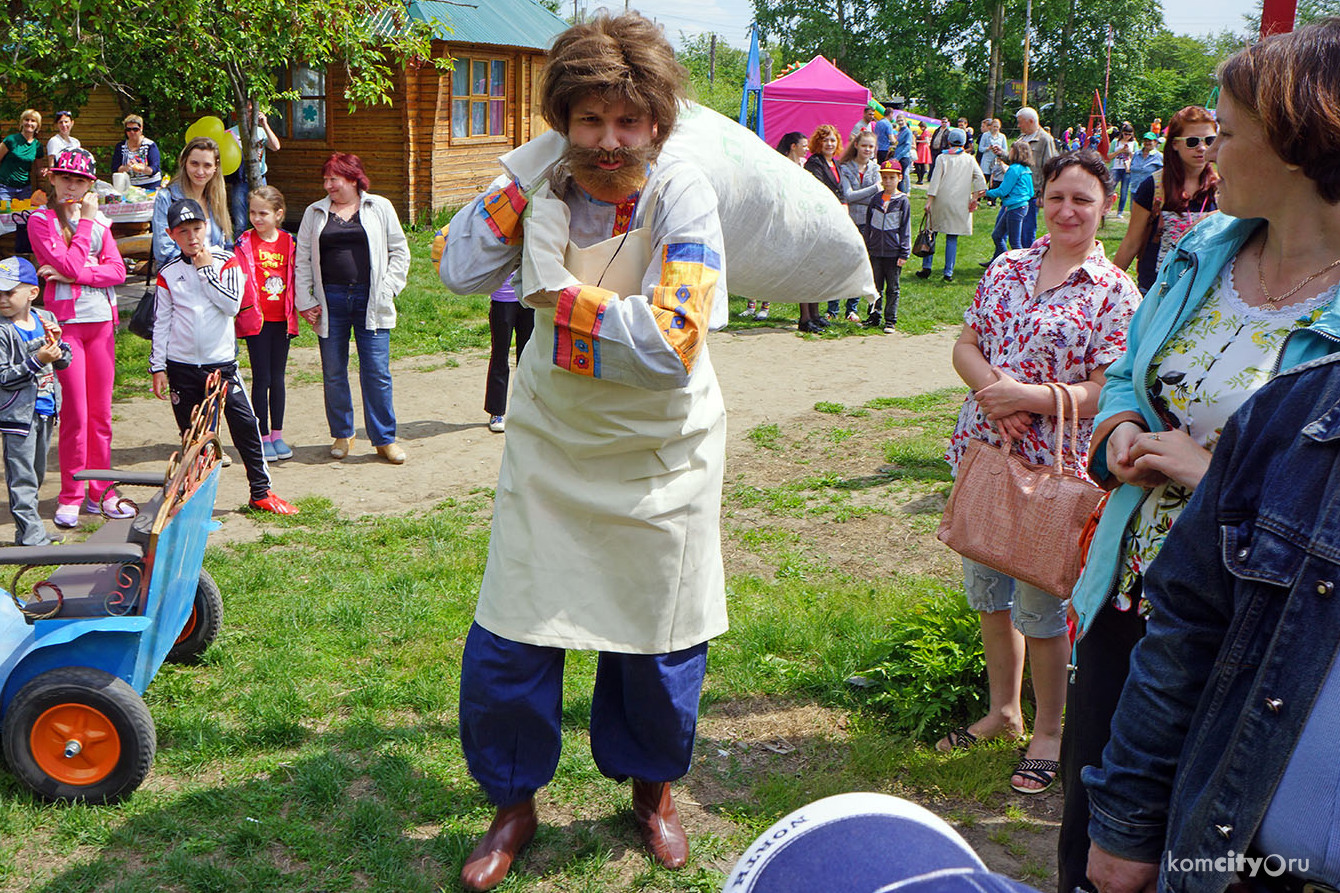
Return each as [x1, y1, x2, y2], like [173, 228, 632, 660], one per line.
[739, 23, 765, 138]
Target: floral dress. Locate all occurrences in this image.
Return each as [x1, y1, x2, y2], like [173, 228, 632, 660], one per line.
[1114, 256, 1336, 612]
[946, 237, 1141, 478]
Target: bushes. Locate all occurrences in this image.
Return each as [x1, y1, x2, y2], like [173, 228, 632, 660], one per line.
[853, 591, 986, 743]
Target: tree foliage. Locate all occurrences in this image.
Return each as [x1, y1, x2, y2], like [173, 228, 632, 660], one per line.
[0, 0, 442, 183]
[750, 0, 1246, 133]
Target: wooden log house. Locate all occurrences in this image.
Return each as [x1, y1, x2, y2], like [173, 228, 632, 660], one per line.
[1, 0, 568, 227]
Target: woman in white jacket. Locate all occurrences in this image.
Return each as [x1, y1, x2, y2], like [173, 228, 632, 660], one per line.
[295, 153, 410, 464]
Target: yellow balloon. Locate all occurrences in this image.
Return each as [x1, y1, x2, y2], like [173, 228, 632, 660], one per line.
[218, 130, 242, 176]
[184, 115, 226, 145]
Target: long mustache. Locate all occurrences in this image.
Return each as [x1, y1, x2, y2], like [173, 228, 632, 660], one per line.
[560, 142, 656, 198]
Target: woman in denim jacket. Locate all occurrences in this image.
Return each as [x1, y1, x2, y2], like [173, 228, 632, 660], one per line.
[1085, 351, 1340, 893]
[1059, 21, 1340, 893]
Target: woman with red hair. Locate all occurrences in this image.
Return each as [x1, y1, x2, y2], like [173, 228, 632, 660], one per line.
[1112, 105, 1219, 293]
[294, 153, 411, 464]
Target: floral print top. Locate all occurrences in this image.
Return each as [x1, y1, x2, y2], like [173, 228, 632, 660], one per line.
[947, 236, 1141, 477]
[1114, 255, 1336, 612]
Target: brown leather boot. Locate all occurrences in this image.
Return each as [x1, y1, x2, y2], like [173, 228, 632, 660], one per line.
[631, 780, 688, 869]
[460, 798, 538, 892]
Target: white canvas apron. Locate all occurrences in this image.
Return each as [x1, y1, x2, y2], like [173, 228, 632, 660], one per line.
[474, 193, 728, 654]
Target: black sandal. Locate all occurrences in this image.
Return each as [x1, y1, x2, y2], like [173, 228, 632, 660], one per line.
[1010, 758, 1060, 794]
[935, 726, 978, 753]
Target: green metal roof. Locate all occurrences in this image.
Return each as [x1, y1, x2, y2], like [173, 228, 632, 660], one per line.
[409, 0, 569, 50]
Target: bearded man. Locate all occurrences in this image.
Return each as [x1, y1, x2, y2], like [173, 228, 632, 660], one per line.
[440, 12, 728, 892]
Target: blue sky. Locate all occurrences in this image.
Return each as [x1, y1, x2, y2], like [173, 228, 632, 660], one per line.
[607, 0, 1260, 48]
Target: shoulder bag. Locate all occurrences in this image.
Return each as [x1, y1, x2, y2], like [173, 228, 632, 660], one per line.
[937, 383, 1104, 598]
[911, 209, 936, 258]
[127, 286, 155, 341]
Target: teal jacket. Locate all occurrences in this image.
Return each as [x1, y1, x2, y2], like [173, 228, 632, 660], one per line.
[1070, 212, 1340, 637]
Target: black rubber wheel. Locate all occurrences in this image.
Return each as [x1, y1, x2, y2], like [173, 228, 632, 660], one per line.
[2, 666, 156, 804]
[166, 568, 223, 665]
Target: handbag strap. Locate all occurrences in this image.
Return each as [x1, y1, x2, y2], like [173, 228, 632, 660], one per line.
[1048, 383, 1086, 475]
[918, 208, 931, 232]
[1046, 383, 1066, 472]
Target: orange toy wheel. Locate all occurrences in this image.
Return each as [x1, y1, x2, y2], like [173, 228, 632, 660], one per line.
[2, 667, 155, 803]
[30, 702, 122, 785]
[166, 569, 222, 664]
[174, 606, 198, 645]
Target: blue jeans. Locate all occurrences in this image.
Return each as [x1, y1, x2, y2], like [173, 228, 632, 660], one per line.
[1113, 168, 1130, 214]
[317, 283, 396, 446]
[991, 204, 1027, 258]
[1021, 195, 1039, 248]
[0, 184, 32, 200]
[921, 233, 959, 277]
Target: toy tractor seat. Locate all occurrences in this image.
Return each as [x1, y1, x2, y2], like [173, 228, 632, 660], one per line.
[0, 475, 168, 622]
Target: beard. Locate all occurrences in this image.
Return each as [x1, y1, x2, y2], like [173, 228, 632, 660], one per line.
[561, 142, 657, 199]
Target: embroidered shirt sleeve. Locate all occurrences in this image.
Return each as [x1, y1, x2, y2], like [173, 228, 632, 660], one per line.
[441, 174, 526, 297]
[551, 167, 725, 391]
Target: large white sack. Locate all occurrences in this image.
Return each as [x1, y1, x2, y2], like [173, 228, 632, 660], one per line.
[497, 102, 875, 306]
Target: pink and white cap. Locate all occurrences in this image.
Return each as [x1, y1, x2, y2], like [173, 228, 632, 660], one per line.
[50, 147, 97, 181]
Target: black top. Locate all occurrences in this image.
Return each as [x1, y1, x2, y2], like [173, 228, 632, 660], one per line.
[1132, 177, 1219, 294]
[803, 154, 844, 201]
[319, 210, 371, 286]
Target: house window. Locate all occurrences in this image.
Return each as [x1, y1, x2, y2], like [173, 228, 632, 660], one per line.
[452, 57, 507, 139]
[276, 63, 327, 141]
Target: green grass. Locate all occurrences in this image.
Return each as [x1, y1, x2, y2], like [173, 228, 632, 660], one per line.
[18, 221, 1067, 890]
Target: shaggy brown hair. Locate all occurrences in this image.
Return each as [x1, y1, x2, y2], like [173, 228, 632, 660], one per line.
[1218, 16, 1340, 203]
[540, 12, 686, 147]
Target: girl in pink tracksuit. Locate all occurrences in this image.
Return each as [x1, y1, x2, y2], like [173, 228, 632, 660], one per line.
[27, 147, 130, 527]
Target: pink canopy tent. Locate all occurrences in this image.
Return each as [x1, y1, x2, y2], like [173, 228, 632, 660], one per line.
[761, 55, 869, 149]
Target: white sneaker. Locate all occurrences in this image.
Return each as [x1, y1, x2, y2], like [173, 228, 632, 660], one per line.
[488, 415, 506, 433]
[739, 305, 756, 318]
[846, 311, 861, 323]
[754, 307, 768, 320]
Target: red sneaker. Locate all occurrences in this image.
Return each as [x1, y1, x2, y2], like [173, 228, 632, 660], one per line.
[248, 491, 298, 515]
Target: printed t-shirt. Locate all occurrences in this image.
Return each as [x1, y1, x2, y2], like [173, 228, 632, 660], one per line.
[252, 235, 292, 322]
[15, 312, 57, 417]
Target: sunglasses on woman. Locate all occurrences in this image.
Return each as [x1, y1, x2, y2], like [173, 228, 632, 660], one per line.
[1177, 135, 1216, 148]
[125, 126, 142, 133]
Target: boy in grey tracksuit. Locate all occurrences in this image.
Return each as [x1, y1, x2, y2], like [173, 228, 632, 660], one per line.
[0, 257, 72, 545]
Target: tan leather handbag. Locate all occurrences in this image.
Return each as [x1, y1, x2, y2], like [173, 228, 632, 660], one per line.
[937, 383, 1104, 598]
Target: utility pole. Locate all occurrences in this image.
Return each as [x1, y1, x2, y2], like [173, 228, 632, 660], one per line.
[709, 34, 716, 85]
[1103, 24, 1113, 114]
[1021, 0, 1033, 108]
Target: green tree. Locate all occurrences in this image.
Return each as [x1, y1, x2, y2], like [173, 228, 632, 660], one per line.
[0, 0, 441, 186]
[679, 32, 752, 119]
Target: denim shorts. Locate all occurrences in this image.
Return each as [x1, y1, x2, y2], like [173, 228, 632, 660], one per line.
[962, 557, 1068, 639]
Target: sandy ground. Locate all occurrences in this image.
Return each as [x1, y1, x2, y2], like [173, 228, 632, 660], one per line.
[10, 324, 962, 544]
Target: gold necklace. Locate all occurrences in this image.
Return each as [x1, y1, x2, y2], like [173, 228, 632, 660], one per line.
[1256, 239, 1340, 308]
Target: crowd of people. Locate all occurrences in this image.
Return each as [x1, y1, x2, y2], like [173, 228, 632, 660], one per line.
[2, 11, 1339, 893]
[0, 115, 420, 537]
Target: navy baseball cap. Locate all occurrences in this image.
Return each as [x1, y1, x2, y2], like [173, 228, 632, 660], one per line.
[724, 793, 1043, 893]
[0, 257, 39, 291]
[167, 198, 207, 231]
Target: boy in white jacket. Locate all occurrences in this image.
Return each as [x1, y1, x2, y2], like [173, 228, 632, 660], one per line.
[150, 199, 296, 515]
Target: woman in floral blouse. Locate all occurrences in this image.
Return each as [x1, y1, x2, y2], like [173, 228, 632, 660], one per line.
[941, 150, 1140, 797]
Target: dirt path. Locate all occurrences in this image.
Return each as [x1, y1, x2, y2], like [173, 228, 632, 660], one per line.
[17, 325, 962, 544]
